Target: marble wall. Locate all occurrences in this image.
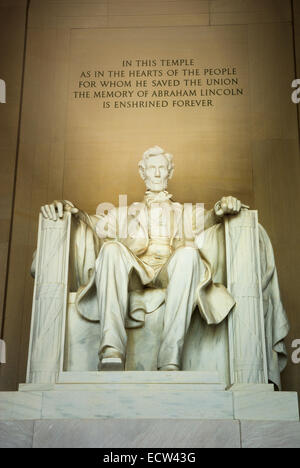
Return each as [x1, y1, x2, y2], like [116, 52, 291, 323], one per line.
[0, 0, 300, 401]
[0, 0, 28, 349]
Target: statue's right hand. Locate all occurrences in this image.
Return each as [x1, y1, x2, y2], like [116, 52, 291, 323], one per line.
[40, 200, 79, 221]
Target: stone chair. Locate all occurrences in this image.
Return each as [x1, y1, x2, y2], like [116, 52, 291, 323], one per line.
[27, 209, 271, 390]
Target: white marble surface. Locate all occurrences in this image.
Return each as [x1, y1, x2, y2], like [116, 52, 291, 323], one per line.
[27, 213, 71, 384]
[2, 377, 299, 422]
[65, 294, 99, 372]
[41, 389, 233, 420]
[20, 383, 225, 392]
[19, 383, 56, 392]
[57, 370, 221, 384]
[233, 391, 299, 421]
[1, 418, 300, 448]
[0, 421, 34, 448]
[229, 383, 274, 392]
[32, 419, 240, 448]
[226, 210, 268, 385]
[241, 421, 300, 448]
[0, 392, 42, 420]
[126, 300, 165, 371]
[2, 376, 299, 421]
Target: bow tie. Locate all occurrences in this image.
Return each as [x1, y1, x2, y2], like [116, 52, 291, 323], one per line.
[144, 190, 173, 206]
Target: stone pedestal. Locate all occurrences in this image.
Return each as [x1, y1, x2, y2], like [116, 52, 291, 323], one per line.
[0, 372, 299, 448]
[0, 372, 298, 421]
[1, 419, 300, 448]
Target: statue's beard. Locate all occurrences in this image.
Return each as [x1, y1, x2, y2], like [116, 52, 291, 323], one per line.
[145, 179, 168, 192]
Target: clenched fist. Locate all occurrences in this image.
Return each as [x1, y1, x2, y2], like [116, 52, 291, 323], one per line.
[214, 196, 248, 217]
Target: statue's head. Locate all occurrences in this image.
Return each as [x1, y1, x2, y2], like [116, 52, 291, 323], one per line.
[138, 146, 174, 192]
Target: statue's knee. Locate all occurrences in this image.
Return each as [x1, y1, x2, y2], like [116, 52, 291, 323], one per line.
[96, 242, 124, 274]
[174, 247, 199, 264]
[100, 242, 122, 259]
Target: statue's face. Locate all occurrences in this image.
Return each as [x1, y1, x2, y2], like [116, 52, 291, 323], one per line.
[143, 154, 169, 192]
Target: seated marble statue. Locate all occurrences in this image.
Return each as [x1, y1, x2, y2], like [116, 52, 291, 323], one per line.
[40, 146, 289, 380]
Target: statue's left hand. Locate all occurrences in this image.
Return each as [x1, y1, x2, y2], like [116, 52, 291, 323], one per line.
[40, 200, 79, 221]
[214, 196, 244, 217]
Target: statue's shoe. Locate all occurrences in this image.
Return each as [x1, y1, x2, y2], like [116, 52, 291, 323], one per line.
[98, 357, 124, 371]
[98, 348, 124, 371]
[159, 364, 180, 371]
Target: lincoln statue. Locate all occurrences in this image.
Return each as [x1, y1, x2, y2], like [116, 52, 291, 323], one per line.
[40, 146, 246, 372]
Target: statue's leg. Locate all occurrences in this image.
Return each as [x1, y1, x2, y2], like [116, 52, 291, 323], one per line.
[95, 241, 153, 369]
[157, 247, 205, 370]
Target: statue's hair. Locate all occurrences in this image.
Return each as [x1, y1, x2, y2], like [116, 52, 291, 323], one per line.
[138, 146, 174, 179]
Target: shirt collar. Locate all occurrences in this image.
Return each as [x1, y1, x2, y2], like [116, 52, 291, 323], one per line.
[144, 190, 173, 206]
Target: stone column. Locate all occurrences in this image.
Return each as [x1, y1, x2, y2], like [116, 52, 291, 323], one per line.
[26, 213, 71, 384]
[225, 209, 268, 385]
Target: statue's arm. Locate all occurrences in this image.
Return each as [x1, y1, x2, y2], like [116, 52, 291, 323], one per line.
[196, 196, 245, 233]
[204, 208, 222, 230]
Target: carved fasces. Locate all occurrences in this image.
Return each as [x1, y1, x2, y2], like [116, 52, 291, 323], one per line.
[27, 213, 71, 384]
[225, 210, 268, 385]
